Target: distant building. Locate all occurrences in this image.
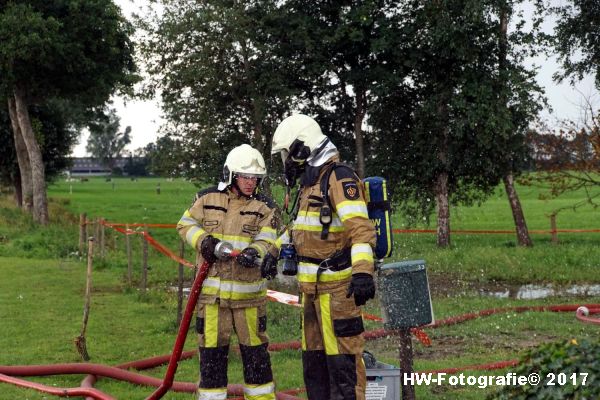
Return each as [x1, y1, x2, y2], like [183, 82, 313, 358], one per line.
[67, 157, 129, 177]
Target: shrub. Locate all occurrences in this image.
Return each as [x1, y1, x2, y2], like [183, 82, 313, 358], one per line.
[489, 338, 600, 399]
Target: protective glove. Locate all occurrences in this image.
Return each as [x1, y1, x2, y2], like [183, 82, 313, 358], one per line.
[236, 247, 260, 268]
[346, 273, 376, 306]
[200, 235, 220, 263]
[260, 253, 278, 280]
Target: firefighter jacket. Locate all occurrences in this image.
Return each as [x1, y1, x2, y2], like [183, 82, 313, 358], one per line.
[177, 186, 280, 308]
[276, 155, 377, 294]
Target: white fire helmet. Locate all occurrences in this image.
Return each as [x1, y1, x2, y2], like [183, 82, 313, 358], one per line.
[222, 144, 267, 186]
[271, 114, 327, 163]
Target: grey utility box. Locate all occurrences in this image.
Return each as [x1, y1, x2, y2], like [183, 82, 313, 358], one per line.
[366, 361, 401, 400]
[377, 259, 434, 329]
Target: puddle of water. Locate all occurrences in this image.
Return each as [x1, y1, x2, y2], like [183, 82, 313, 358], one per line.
[168, 286, 191, 296]
[170, 281, 600, 301]
[479, 284, 600, 299]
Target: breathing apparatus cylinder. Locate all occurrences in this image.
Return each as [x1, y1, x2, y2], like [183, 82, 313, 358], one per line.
[363, 176, 393, 260]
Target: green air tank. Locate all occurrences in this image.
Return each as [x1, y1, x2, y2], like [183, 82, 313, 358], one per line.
[377, 260, 434, 329]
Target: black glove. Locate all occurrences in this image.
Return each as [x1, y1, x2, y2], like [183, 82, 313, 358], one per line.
[346, 273, 376, 306]
[200, 235, 220, 263]
[260, 253, 278, 280]
[236, 247, 260, 268]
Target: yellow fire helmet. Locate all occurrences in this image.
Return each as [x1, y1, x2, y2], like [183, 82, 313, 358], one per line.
[223, 144, 267, 185]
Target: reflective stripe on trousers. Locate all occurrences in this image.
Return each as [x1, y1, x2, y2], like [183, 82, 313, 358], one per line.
[198, 303, 275, 400]
[301, 288, 366, 400]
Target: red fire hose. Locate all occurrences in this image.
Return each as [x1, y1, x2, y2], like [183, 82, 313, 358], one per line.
[0, 258, 214, 400]
[0, 362, 304, 399]
[576, 306, 600, 325]
[0, 373, 115, 400]
[0, 363, 197, 392]
[2, 257, 599, 400]
[144, 258, 212, 399]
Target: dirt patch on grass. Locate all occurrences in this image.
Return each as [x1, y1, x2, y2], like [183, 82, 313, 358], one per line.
[365, 330, 559, 365]
[428, 272, 517, 298]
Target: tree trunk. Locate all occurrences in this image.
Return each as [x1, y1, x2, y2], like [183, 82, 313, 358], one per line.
[503, 173, 533, 246]
[252, 115, 264, 155]
[498, 5, 509, 72]
[13, 173, 23, 207]
[251, 115, 272, 196]
[435, 171, 450, 247]
[13, 86, 49, 225]
[354, 89, 367, 178]
[7, 97, 33, 212]
[498, 6, 531, 247]
[435, 101, 451, 247]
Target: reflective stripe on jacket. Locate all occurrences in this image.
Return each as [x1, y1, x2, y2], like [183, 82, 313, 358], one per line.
[277, 156, 376, 294]
[177, 186, 280, 308]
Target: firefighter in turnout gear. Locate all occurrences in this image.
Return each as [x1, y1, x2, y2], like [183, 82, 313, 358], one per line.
[271, 114, 377, 400]
[177, 144, 279, 400]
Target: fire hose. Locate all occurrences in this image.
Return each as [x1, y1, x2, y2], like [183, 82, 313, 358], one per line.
[0, 252, 213, 400]
[2, 303, 599, 398]
[575, 305, 600, 325]
[77, 304, 600, 398]
[2, 235, 599, 399]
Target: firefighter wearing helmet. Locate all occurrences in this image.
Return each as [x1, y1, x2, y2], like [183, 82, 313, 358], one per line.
[271, 114, 377, 400]
[177, 144, 280, 400]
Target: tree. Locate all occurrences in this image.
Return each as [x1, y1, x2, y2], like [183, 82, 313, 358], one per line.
[0, 105, 20, 205]
[1, 102, 78, 206]
[144, 136, 188, 178]
[553, 0, 600, 88]
[137, 0, 306, 181]
[524, 104, 600, 208]
[494, 0, 547, 247]
[370, 0, 544, 247]
[281, 0, 406, 178]
[123, 147, 150, 177]
[5, 96, 32, 211]
[86, 108, 132, 172]
[0, 1, 136, 224]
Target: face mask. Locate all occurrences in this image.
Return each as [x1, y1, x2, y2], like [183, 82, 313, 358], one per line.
[282, 139, 310, 187]
[284, 156, 305, 187]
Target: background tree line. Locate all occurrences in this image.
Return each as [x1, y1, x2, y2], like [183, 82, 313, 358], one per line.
[137, 0, 595, 247]
[1, 0, 598, 248]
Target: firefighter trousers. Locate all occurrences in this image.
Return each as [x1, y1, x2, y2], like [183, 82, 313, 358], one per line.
[301, 287, 366, 400]
[196, 303, 275, 400]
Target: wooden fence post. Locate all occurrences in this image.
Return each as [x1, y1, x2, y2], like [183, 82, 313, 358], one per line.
[94, 218, 100, 255]
[141, 233, 148, 293]
[79, 213, 87, 256]
[399, 328, 416, 400]
[100, 218, 105, 258]
[550, 214, 558, 244]
[177, 239, 185, 325]
[126, 224, 132, 286]
[75, 237, 95, 361]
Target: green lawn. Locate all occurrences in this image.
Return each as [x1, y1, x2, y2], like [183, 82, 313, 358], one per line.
[41, 177, 600, 285]
[0, 176, 598, 399]
[1, 257, 598, 399]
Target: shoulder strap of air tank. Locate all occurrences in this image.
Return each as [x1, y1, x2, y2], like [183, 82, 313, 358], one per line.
[319, 163, 340, 240]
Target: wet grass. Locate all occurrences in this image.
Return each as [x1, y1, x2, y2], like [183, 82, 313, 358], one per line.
[0, 176, 598, 398]
[1, 257, 598, 399]
[40, 177, 600, 285]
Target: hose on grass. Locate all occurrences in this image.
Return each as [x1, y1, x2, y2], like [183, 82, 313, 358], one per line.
[3, 295, 599, 400]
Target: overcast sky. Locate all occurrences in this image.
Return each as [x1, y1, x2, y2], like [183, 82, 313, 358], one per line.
[71, 0, 599, 157]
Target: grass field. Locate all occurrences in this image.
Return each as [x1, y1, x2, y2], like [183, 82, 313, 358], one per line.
[0, 176, 599, 399]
